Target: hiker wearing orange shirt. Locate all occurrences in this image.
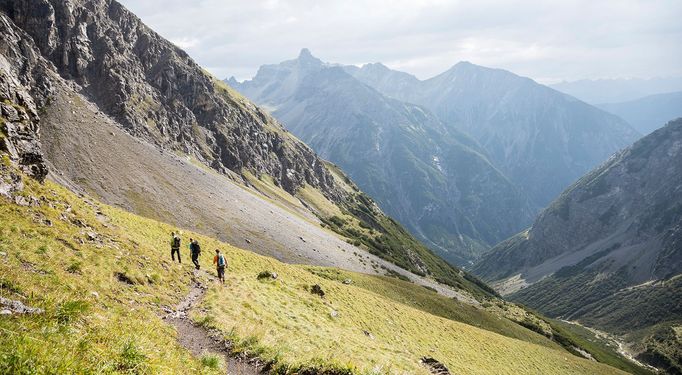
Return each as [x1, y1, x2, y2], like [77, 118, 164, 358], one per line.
[213, 249, 226, 284]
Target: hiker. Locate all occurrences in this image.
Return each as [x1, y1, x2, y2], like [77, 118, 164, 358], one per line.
[188, 237, 193, 257]
[213, 249, 226, 284]
[170, 232, 181, 263]
[190, 239, 201, 270]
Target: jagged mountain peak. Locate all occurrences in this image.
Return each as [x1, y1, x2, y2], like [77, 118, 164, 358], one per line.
[434, 61, 536, 87]
[353, 62, 420, 83]
[360, 61, 390, 71]
[298, 47, 314, 59]
[225, 75, 239, 86]
[342, 61, 420, 101]
[451, 60, 475, 69]
[293, 47, 324, 67]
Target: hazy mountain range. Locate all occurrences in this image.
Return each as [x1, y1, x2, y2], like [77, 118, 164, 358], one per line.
[230, 50, 535, 265]
[344, 61, 640, 208]
[229, 51, 679, 371]
[231, 51, 639, 264]
[551, 77, 682, 104]
[598, 91, 682, 135]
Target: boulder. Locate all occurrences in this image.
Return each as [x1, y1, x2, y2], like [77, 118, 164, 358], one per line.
[0, 297, 44, 315]
[310, 284, 325, 298]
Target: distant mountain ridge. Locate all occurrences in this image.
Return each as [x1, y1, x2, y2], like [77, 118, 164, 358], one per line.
[599, 91, 682, 135]
[231, 50, 536, 265]
[346, 61, 640, 207]
[551, 77, 682, 104]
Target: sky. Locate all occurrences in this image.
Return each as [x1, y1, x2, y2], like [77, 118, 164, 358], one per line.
[118, 0, 682, 84]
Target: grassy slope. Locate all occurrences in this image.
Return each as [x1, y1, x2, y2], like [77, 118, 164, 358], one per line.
[308, 267, 653, 375]
[0, 170, 208, 373]
[0, 168, 625, 374]
[304, 267, 560, 350]
[318, 162, 498, 298]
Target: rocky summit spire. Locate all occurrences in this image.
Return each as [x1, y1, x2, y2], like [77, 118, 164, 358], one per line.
[298, 48, 313, 59]
[297, 48, 323, 67]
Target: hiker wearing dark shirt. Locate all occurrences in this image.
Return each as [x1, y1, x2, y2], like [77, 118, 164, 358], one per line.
[213, 249, 226, 284]
[190, 239, 201, 270]
[170, 232, 181, 263]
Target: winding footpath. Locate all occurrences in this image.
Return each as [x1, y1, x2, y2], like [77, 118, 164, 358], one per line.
[164, 270, 262, 374]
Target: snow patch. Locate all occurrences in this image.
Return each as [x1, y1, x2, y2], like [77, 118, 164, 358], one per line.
[432, 156, 444, 173]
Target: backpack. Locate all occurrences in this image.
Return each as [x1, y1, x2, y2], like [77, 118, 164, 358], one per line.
[218, 254, 226, 267]
[194, 242, 201, 253]
[173, 236, 180, 248]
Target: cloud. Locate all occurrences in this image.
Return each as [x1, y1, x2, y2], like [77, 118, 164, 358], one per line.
[118, 0, 682, 83]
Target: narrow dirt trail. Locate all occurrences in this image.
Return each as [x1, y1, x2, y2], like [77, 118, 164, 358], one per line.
[164, 270, 262, 374]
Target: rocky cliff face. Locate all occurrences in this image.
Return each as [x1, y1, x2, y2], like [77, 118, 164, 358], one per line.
[0, 12, 51, 181]
[233, 51, 535, 266]
[0, 0, 338, 198]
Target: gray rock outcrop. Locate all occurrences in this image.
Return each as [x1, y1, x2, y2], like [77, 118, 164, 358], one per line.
[0, 11, 51, 180]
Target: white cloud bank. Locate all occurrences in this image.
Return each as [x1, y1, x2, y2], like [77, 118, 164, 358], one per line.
[118, 0, 682, 83]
